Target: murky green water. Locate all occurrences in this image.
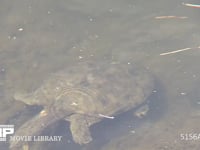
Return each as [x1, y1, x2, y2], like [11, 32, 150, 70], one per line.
[1, 0, 200, 149]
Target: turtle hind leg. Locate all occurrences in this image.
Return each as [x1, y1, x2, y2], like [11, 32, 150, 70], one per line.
[68, 114, 93, 145]
[9, 109, 58, 149]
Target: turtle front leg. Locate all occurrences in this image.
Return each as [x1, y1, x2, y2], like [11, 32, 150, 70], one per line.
[68, 114, 93, 145]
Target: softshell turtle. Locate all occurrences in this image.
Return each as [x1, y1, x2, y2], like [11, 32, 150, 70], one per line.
[10, 61, 154, 149]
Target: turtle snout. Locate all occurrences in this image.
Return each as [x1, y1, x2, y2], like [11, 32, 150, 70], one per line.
[13, 92, 34, 105]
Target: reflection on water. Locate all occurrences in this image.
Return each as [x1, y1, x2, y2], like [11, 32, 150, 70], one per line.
[0, 0, 200, 149]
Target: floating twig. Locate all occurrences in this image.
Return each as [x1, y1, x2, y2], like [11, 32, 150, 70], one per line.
[155, 16, 188, 19]
[182, 2, 200, 8]
[160, 47, 192, 56]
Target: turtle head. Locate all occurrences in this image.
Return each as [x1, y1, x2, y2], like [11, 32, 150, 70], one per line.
[13, 91, 43, 105]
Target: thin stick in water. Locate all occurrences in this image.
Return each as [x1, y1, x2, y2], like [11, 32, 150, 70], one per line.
[160, 48, 192, 56]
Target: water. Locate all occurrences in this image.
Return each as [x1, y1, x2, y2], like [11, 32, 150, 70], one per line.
[0, 0, 200, 149]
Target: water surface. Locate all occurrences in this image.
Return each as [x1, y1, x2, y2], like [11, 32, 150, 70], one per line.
[0, 0, 200, 149]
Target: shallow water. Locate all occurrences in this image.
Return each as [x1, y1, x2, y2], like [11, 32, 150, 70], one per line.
[0, 0, 200, 149]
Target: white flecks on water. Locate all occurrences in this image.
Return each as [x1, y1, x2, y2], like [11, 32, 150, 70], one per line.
[130, 130, 136, 134]
[18, 28, 24, 31]
[71, 102, 78, 106]
[78, 56, 83, 59]
[180, 92, 187, 96]
[89, 17, 94, 22]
